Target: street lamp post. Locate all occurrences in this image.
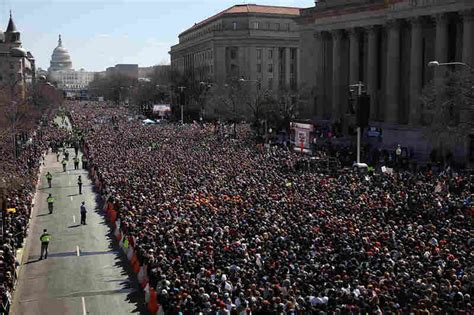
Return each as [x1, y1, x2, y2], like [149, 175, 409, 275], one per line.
[177, 86, 186, 123]
[349, 81, 364, 165]
[428, 60, 474, 71]
[224, 83, 238, 138]
[199, 81, 214, 122]
[238, 77, 270, 138]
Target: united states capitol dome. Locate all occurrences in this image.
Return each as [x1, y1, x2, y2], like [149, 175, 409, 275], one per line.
[49, 34, 72, 71]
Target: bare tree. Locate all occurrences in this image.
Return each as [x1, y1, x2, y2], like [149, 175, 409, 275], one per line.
[420, 69, 474, 156]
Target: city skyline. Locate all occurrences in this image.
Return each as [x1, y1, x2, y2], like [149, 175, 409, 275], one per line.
[3, 0, 313, 72]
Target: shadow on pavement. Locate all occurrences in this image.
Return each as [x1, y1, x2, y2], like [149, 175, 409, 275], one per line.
[36, 213, 51, 217]
[24, 259, 41, 265]
[67, 224, 81, 228]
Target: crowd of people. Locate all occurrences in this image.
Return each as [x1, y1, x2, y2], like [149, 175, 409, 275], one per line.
[66, 100, 473, 314]
[0, 115, 69, 314]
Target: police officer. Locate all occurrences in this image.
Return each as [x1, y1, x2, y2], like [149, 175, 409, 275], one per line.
[80, 201, 87, 225]
[64, 150, 69, 161]
[45, 172, 53, 188]
[39, 229, 51, 260]
[73, 155, 79, 170]
[77, 175, 83, 195]
[81, 155, 88, 170]
[56, 151, 61, 162]
[62, 158, 67, 172]
[74, 142, 79, 156]
[47, 194, 54, 214]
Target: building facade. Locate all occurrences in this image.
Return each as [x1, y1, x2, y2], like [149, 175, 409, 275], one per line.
[170, 4, 301, 91]
[48, 35, 95, 97]
[298, 0, 474, 161]
[0, 12, 36, 100]
[106, 64, 139, 79]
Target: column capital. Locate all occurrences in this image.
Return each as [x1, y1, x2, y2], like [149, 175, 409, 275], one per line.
[365, 25, 379, 35]
[348, 27, 361, 37]
[386, 19, 401, 30]
[407, 16, 423, 27]
[433, 13, 449, 25]
[460, 9, 474, 22]
[330, 29, 344, 40]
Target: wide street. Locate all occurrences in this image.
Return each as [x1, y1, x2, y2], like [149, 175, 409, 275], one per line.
[11, 120, 144, 315]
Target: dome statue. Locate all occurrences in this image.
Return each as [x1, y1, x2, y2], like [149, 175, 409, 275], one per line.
[49, 34, 72, 71]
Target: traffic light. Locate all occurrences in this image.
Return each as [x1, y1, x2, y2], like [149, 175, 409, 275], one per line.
[356, 94, 370, 128]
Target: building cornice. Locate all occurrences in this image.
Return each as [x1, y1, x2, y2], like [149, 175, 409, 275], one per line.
[298, 0, 474, 30]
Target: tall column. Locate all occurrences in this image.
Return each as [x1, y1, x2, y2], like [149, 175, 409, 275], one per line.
[461, 9, 474, 67]
[434, 13, 449, 81]
[349, 28, 360, 85]
[296, 48, 301, 89]
[331, 29, 344, 120]
[409, 17, 423, 125]
[385, 20, 400, 124]
[314, 31, 324, 117]
[366, 26, 378, 120]
[285, 47, 291, 87]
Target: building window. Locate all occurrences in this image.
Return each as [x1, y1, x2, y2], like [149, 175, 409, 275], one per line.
[286, 23, 290, 31]
[268, 49, 273, 59]
[268, 63, 273, 73]
[253, 21, 259, 29]
[232, 22, 238, 30]
[257, 63, 262, 73]
[257, 49, 262, 60]
[268, 78, 273, 90]
[230, 47, 237, 60]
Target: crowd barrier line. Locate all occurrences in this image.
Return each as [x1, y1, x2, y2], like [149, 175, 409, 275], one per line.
[89, 163, 160, 315]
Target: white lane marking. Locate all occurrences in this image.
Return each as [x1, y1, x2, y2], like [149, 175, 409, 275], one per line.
[69, 180, 71, 185]
[76, 246, 80, 257]
[81, 296, 86, 315]
[70, 196, 73, 201]
[73, 215, 76, 223]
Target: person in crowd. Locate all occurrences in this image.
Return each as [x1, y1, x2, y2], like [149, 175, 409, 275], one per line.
[80, 201, 87, 225]
[81, 155, 88, 170]
[61, 158, 67, 172]
[73, 155, 79, 170]
[47, 194, 54, 214]
[39, 229, 51, 260]
[77, 175, 82, 195]
[45, 171, 52, 188]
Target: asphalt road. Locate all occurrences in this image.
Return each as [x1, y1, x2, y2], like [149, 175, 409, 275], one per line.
[11, 120, 145, 315]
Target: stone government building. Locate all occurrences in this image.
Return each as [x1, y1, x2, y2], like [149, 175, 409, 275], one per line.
[170, 4, 301, 91]
[298, 0, 474, 162]
[48, 35, 95, 97]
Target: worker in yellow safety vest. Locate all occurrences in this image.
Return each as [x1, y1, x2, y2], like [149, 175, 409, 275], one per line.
[46, 172, 53, 188]
[47, 194, 55, 214]
[39, 229, 51, 260]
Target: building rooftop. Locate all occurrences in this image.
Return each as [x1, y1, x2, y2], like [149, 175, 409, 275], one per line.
[181, 4, 301, 36]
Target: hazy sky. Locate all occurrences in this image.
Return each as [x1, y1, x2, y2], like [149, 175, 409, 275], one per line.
[3, 0, 314, 72]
